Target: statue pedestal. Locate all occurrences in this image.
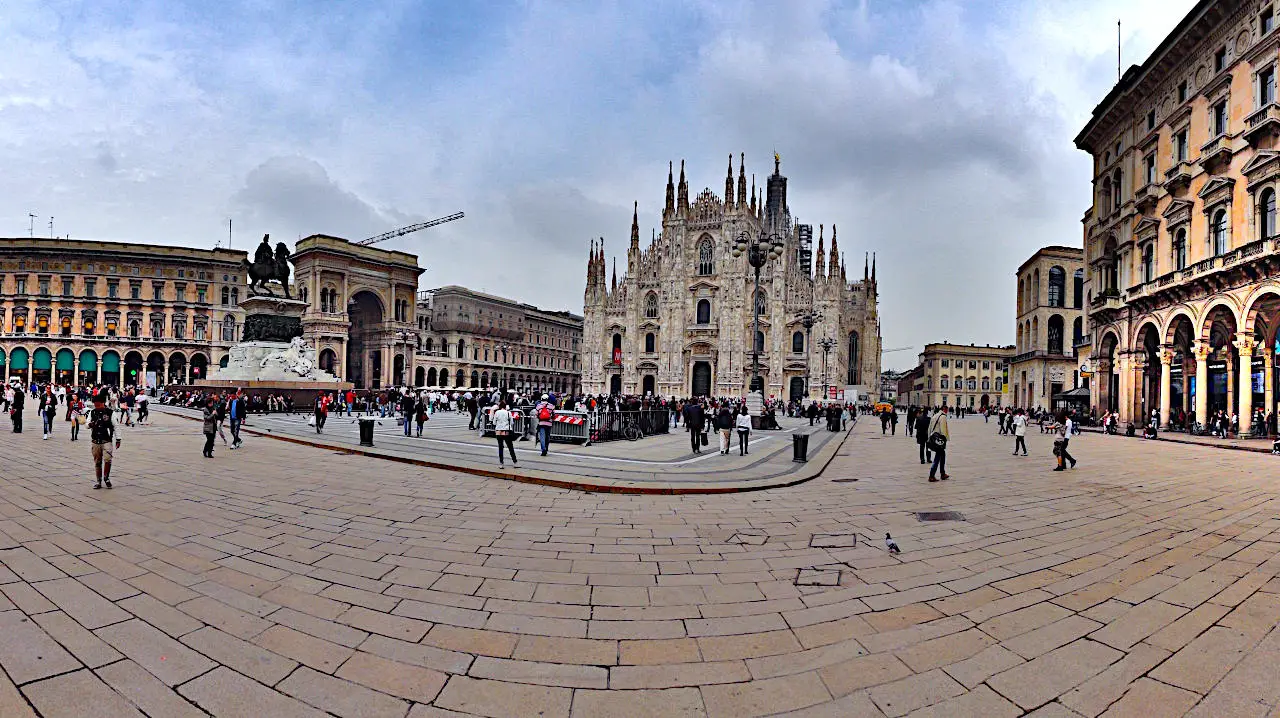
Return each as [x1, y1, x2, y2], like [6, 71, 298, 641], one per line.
[240, 296, 308, 343]
[200, 295, 347, 388]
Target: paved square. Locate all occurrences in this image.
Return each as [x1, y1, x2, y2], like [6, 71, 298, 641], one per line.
[1, 411, 1278, 716]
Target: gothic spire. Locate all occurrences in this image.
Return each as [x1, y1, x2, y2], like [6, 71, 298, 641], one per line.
[611, 256, 617, 292]
[724, 154, 734, 209]
[872, 252, 877, 283]
[829, 225, 839, 278]
[630, 202, 639, 247]
[750, 174, 757, 214]
[588, 239, 596, 287]
[864, 252, 869, 281]
[737, 153, 747, 208]
[815, 224, 826, 277]
[665, 161, 675, 219]
[677, 159, 688, 213]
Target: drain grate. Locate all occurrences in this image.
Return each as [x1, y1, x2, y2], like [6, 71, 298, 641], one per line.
[809, 533, 857, 549]
[795, 565, 843, 587]
[916, 511, 965, 522]
[831, 478, 858, 483]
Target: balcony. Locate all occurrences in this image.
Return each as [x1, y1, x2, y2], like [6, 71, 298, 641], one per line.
[1163, 161, 1193, 192]
[1091, 290, 1123, 312]
[1198, 134, 1234, 172]
[1244, 103, 1280, 146]
[1011, 348, 1070, 365]
[1133, 182, 1159, 213]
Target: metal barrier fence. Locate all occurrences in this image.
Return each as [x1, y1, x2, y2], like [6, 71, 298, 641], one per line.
[477, 407, 532, 437]
[589, 408, 671, 443]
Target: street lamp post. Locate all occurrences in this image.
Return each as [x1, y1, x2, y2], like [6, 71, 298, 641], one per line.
[497, 344, 510, 392]
[394, 330, 416, 387]
[795, 311, 822, 399]
[733, 230, 786, 396]
[817, 336, 837, 401]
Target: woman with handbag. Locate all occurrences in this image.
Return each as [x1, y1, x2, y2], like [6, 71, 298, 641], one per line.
[492, 400, 517, 466]
[1053, 410, 1076, 471]
[735, 404, 752, 456]
[927, 405, 950, 481]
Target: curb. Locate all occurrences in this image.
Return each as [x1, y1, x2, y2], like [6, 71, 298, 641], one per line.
[156, 408, 856, 495]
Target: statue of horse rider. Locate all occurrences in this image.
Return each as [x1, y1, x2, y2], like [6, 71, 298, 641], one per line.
[242, 234, 294, 299]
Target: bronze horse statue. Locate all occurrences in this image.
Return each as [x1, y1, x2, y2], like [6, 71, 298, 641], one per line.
[241, 234, 293, 299]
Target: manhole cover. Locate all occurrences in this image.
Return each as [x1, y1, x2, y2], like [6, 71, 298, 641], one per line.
[916, 511, 965, 522]
[832, 478, 858, 483]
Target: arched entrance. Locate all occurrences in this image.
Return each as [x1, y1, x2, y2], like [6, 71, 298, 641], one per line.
[1203, 305, 1239, 416]
[609, 375, 622, 395]
[77, 350, 97, 386]
[427, 367, 437, 386]
[346, 291, 384, 389]
[32, 348, 52, 384]
[642, 375, 655, 396]
[147, 352, 165, 387]
[124, 351, 144, 386]
[1097, 332, 1118, 414]
[101, 351, 120, 386]
[692, 361, 711, 396]
[789, 376, 805, 402]
[319, 349, 337, 375]
[393, 354, 406, 387]
[190, 353, 209, 383]
[55, 348, 75, 385]
[1167, 314, 1195, 428]
[415, 366, 425, 387]
[9, 348, 28, 385]
[167, 353, 187, 385]
[981, 393, 990, 409]
[1136, 323, 1161, 421]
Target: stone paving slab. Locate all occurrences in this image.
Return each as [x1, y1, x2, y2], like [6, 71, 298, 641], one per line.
[1, 409, 1280, 715]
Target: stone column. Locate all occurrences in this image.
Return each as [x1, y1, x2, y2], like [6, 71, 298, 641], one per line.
[95, 362, 101, 385]
[1236, 335, 1256, 435]
[1159, 348, 1173, 429]
[1265, 350, 1275, 432]
[1115, 353, 1133, 423]
[1131, 353, 1147, 422]
[1194, 341, 1211, 431]
[1095, 358, 1112, 414]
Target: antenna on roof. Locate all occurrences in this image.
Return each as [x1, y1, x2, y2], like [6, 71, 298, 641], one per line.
[1117, 19, 1121, 82]
[28, 213, 35, 238]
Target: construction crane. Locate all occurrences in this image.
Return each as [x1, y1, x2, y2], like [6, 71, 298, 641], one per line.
[357, 212, 464, 246]
[881, 346, 914, 354]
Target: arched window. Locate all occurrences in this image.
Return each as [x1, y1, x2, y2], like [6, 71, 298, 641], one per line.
[231, 288, 239, 305]
[1173, 229, 1187, 270]
[221, 287, 230, 305]
[696, 299, 711, 325]
[995, 377, 1003, 391]
[941, 377, 949, 389]
[456, 368, 464, 386]
[1262, 189, 1277, 239]
[847, 331, 860, 385]
[697, 239, 715, 275]
[457, 339, 466, 359]
[754, 290, 767, 317]
[1017, 278, 1024, 312]
[1103, 238, 1118, 291]
[221, 316, 236, 342]
[1072, 316, 1083, 346]
[424, 337, 434, 353]
[320, 290, 329, 313]
[754, 330, 765, 353]
[1047, 266, 1065, 307]
[1212, 209, 1228, 255]
[1032, 317, 1039, 347]
[1141, 243, 1155, 282]
[982, 377, 991, 390]
[1111, 169, 1122, 211]
[791, 331, 804, 354]
[470, 370, 479, 387]
[644, 332, 655, 353]
[1048, 315, 1064, 355]
[1032, 269, 1040, 306]
[967, 378, 976, 391]
[611, 333, 622, 351]
[644, 292, 658, 319]
[1073, 269, 1084, 309]
[1101, 177, 1112, 213]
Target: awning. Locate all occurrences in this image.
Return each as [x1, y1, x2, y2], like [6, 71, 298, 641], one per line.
[0, 348, 5, 367]
[79, 351, 97, 371]
[33, 348, 52, 370]
[9, 348, 28, 370]
[55, 349, 74, 371]
[101, 352, 120, 372]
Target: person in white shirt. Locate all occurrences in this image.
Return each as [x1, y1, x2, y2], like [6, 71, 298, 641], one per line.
[492, 400, 518, 467]
[1054, 411, 1077, 471]
[735, 405, 752, 456]
[1012, 409, 1028, 456]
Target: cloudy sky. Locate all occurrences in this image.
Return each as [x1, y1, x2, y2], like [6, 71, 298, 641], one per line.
[1, 0, 1196, 369]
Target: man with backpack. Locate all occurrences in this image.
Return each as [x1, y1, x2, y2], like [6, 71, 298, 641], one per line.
[535, 394, 555, 456]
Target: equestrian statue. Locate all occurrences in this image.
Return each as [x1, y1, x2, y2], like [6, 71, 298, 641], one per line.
[242, 234, 294, 298]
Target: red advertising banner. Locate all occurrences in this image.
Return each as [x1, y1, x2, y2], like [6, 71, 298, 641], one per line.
[612, 347, 622, 365]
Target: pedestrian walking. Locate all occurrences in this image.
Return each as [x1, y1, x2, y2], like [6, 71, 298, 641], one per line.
[683, 399, 706, 454]
[927, 406, 950, 482]
[202, 399, 217, 458]
[88, 393, 120, 489]
[914, 408, 931, 464]
[1053, 410, 1077, 471]
[735, 404, 752, 456]
[313, 393, 328, 434]
[10, 387, 23, 433]
[715, 404, 733, 455]
[40, 389, 57, 440]
[534, 395, 555, 456]
[69, 396, 84, 442]
[229, 390, 244, 449]
[401, 392, 414, 437]
[415, 396, 429, 437]
[1012, 409, 1028, 456]
[492, 400, 518, 466]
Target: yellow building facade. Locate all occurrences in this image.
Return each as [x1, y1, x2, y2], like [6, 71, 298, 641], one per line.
[1078, 0, 1280, 433]
[913, 343, 1013, 410]
[0, 239, 246, 388]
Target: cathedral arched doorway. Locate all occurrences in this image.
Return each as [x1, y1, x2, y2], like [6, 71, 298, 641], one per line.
[609, 375, 622, 395]
[347, 291, 384, 389]
[692, 361, 711, 396]
[642, 375, 655, 396]
[789, 377, 805, 402]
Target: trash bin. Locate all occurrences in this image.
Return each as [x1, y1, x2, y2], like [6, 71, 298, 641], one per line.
[792, 433, 809, 462]
[358, 417, 376, 447]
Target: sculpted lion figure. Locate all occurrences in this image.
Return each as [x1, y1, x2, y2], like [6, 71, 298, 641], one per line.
[260, 336, 316, 378]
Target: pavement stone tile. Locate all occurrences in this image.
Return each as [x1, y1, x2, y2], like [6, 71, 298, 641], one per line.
[1056, 641, 1171, 717]
[987, 639, 1124, 710]
[0, 609, 82, 685]
[435, 675, 572, 718]
[700, 671, 831, 718]
[867, 668, 966, 717]
[255, 624, 355, 674]
[469, 656, 607, 688]
[278, 665, 411, 718]
[610, 660, 751, 689]
[1097, 677, 1201, 718]
[180, 666, 329, 718]
[181, 625, 298, 685]
[336, 650, 449, 704]
[95, 659, 209, 718]
[30, 610, 123, 668]
[570, 687, 706, 718]
[20, 668, 144, 718]
[1149, 625, 1259, 694]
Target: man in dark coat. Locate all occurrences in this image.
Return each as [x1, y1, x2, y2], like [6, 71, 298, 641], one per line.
[915, 408, 932, 464]
[682, 400, 706, 454]
[10, 387, 23, 433]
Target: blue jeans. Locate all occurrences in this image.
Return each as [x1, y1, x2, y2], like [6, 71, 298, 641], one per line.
[930, 448, 946, 477]
[403, 413, 412, 436]
[230, 417, 242, 445]
[537, 426, 550, 454]
[43, 412, 54, 435]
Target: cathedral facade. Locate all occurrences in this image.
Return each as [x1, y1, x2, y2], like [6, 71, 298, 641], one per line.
[582, 154, 882, 401]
